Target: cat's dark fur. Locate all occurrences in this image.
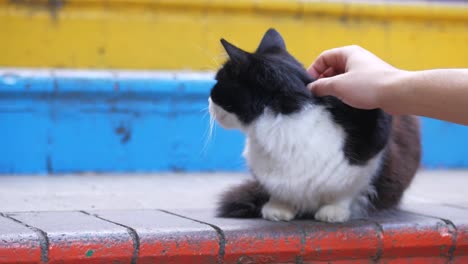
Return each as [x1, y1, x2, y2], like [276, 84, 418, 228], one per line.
[211, 28, 421, 220]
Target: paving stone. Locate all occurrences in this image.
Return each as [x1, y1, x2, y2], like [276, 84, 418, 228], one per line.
[90, 209, 219, 264]
[170, 209, 303, 264]
[403, 203, 468, 263]
[372, 210, 455, 263]
[7, 211, 133, 264]
[0, 215, 42, 263]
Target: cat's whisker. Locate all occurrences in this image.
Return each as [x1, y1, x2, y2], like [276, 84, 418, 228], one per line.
[200, 110, 210, 138]
[200, 106, 210, 119]
[209, 113, 216, 141]
[200, 110, 217, 155]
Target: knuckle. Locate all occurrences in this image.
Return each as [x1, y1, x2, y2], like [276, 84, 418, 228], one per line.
[342, 45, 365, 56]
[319, 49, 332, 58]
[348, 44, 363, 51]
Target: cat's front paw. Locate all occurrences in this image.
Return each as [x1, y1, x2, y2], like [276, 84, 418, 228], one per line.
[261, 199, 296, 221]
[314, 204, 351, 223]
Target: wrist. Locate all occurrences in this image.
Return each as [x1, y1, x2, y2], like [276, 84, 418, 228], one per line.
[378, 69, 413, 114]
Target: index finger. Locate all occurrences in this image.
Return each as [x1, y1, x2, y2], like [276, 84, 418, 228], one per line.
[306, 47, 348, 78]
[307, 54, 329, 79]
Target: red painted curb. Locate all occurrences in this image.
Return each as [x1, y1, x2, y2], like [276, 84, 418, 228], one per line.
[299, 221, 380, 262]
[7, 212, 134, 264]
[454, 225, 468, 264]
[93, 210, 219, 264]
[50, 240, 133, 264]
[171, 209, 303, 264]
[140, 238, 218, 264]
[223, 225, 302, 264]
[1, 206, 468, 263]
[376, 212, 454, 263]
[403, 204, 468, 263]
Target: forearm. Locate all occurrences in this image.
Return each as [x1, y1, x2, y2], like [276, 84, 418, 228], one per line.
[382, 69, 468, 125]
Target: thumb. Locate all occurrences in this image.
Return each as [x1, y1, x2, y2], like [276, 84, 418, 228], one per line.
[307, 77, 339, 97]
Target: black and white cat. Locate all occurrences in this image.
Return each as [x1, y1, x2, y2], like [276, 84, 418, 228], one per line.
[209, 29, 421, 223]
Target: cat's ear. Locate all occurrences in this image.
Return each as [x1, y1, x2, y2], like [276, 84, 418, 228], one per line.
[256, 28, 286, 53]
[221, 39, 249, 63]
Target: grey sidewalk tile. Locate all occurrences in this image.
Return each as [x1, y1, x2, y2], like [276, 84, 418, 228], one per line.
[403, 170, 468, 207]
[7, 211, 134, 263]
[90, 209, 219, 264]
[0, 171, 466, 212]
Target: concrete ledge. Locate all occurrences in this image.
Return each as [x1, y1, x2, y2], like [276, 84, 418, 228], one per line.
[2, 68, 468, 173]
[1, 206, 468, 263]
[0, 171, 467, 262]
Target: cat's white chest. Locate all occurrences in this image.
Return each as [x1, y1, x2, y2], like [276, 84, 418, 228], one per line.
[243, 106, 381, 214]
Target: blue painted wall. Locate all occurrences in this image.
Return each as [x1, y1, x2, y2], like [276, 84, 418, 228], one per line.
[0, 69, 467, 174]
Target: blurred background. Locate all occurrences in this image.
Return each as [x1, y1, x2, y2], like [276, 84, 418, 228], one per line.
[1, 0, 468, 174]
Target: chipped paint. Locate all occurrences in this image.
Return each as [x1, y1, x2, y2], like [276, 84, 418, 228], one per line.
[85, 249, 94, 257]
[9, 0, 65, 21]
[115, 125, 131, 144]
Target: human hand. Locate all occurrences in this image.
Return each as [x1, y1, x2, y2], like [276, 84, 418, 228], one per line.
[307, 45, 405, 110]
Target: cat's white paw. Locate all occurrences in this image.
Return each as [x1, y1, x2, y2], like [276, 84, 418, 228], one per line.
[314, 204, 351, 223]
[261, 199, 296, 221]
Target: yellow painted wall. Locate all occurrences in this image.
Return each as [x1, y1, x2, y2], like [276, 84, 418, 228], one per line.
[1, 0, 467, 70]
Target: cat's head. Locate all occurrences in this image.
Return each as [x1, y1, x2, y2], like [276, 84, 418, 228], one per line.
[209, 28, 314, 130]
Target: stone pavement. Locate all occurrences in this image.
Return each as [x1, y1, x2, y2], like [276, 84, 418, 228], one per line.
[0, 170, 467, 263]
